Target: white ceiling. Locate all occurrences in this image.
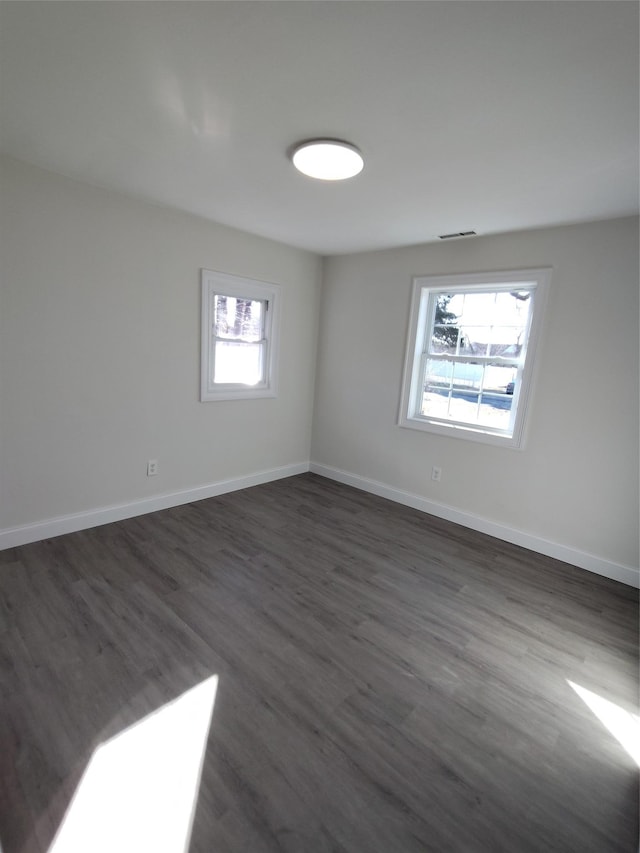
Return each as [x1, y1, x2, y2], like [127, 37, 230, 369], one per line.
[1, 2, 638, 255]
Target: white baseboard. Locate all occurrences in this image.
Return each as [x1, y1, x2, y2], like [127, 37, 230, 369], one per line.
[3, 460, 638, 589]
[0, 462, 309, 551]
[309, 462, 640, 589]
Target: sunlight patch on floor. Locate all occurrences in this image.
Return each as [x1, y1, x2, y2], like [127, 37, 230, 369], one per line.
[49, 675, 219, 853]
[567, 680, 640, 766]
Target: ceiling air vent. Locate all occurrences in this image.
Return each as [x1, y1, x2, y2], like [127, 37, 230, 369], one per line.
[439, 231, 477, 240]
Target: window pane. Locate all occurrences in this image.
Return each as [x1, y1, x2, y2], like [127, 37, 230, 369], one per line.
[489, 290, 531, 356]
[483, 365, 517, 395]
[431, 290, 532, 359]
[422, 385, 513, 430]
[214, 296, 264, 341]
[214, 341, 264, 385]
[477, 395, 512, 430]
[451, 361, 482, 393]
[424, 357, 454, 390]
[422, 386, 481, 422]
[430, 294, 461, 354]
[422, 359, 514, 429]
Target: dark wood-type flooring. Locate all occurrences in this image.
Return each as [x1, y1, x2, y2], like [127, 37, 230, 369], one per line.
[1, 473, 638, 852]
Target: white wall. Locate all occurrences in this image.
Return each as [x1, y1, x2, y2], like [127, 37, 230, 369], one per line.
[1, 156, 637, 584]
[312, 218, 639, 579]
[0, 156, 321, 534]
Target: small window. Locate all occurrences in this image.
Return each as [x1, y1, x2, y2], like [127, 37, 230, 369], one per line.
[399, 268, 550, 448]
[201, 269, 280, 401]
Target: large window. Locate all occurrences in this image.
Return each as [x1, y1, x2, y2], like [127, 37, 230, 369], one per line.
[201, 269, 280, 401]
[399, 268, 550, 448]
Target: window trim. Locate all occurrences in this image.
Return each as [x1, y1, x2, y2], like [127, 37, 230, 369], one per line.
[200, 269, 280, 401]
[398, 268, 551, 449]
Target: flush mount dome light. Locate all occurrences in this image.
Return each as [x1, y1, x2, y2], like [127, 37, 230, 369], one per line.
[291, 139, 364, 181]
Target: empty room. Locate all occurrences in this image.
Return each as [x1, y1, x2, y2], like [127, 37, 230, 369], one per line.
[0, 2, 638, 852]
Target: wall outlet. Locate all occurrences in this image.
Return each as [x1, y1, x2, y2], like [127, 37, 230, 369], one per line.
[147, 459, 159, 477]
[431, 466, 442, 482]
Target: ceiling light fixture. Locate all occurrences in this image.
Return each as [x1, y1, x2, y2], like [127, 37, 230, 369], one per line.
[291, 139, 364, 181]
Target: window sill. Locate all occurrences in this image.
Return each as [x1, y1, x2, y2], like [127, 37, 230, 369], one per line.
[201, 386, 277, 402]
[398, 415, 525, 449]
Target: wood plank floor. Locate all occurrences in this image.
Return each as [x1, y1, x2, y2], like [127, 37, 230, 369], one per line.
[1, 473, 638, 852]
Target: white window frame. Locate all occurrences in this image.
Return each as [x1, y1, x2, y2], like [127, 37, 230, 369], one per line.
[398, 268, 550, 449]
[200, 269, 280, 401]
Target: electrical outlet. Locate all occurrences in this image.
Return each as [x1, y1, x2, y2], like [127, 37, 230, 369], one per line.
[431, 466, 442, 482]
[147, 459, 159, 477]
